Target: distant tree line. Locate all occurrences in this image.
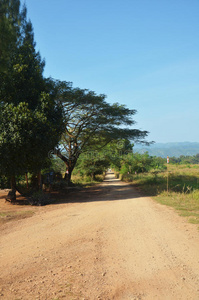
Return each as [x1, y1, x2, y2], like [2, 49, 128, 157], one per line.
[169, 154, 199, 164]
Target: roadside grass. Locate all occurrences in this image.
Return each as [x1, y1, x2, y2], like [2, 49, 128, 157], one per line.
[71, 174, 105, 187]
[127, 164, 199, 225]
[0, 210, 35, 224]
[155, 190, 199, 225]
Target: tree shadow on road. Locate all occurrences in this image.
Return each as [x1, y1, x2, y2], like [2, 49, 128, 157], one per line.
[0, 173, 144, 207]
[49, 179, 143, 205]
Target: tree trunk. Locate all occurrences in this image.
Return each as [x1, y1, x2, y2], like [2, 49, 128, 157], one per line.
[67, 171, 72, 186]
[6, 175, 16, 202]
[56, 150, 78, 186]
[64, 163, 74, 186]
[38, 171, 42, 190]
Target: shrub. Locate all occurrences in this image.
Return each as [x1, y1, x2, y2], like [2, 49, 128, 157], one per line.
[29, 191, 52, 206]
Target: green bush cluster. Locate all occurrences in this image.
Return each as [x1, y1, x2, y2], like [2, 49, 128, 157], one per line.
[117, 152, 166, 178]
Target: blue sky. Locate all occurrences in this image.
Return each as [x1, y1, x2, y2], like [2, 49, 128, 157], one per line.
[24, 0, 199, 143]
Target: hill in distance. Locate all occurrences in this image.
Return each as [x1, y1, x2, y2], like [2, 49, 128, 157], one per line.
[134, 142, 199, 158]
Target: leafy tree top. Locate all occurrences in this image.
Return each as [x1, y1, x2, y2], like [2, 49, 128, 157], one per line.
[53, 80, 148, 154]
[51, 80, 149, 183]
[0, 0, 45, 109]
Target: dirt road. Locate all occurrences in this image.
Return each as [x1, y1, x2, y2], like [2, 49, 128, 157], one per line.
[0, 173, 199, 300]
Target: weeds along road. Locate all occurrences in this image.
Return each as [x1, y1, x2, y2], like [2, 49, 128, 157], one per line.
[0, 172, 199, 299]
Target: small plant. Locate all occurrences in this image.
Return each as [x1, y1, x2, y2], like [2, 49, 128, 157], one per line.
[29, 191, 52, 206]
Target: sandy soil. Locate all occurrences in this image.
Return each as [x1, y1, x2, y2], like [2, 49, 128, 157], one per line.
[0, 172, 199, 300]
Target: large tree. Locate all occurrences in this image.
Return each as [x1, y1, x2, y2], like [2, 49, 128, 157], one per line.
[52, 80, 148, 184]
[0, 1, 64, 199]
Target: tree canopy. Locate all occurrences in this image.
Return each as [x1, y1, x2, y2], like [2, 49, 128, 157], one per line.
[0, 0, 22, 72]
[51, 80, 148, 184]
[0, 2, 45, 108]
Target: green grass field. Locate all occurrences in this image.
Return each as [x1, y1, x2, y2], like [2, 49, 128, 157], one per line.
[130, 164, 199, 226]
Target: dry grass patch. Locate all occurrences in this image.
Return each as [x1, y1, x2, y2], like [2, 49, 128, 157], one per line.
[0, 210, 35, 224]
[130, 164, 199, 226]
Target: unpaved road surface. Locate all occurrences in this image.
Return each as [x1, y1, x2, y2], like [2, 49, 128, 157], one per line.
[0, 173, 199, 300]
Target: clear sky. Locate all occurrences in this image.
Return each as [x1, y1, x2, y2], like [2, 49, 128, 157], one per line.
[24, 0, 199, 144]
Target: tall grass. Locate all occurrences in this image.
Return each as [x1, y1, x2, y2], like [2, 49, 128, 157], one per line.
[126, 164, 199, 225]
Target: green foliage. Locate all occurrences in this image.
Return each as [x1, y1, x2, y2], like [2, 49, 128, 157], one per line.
[50, 157, 66, 174]
[0, 175, 10, 189]
[0, 2, 45, 108]
[71, 173, 104, 187]
[131, 165, 199, 224]
[52, 80, 148, 183]
[29, 190, 51, 206]
[73, 138, 135, 180]
[170, 153, 199, 164]
[120, 164, 130, 175]
[74, 151, 109, 179]
[116, 152, 166, 177]
[0, 0, 22, 72]
[0, 94, 63, 177]
[0, 1, 64, 192]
